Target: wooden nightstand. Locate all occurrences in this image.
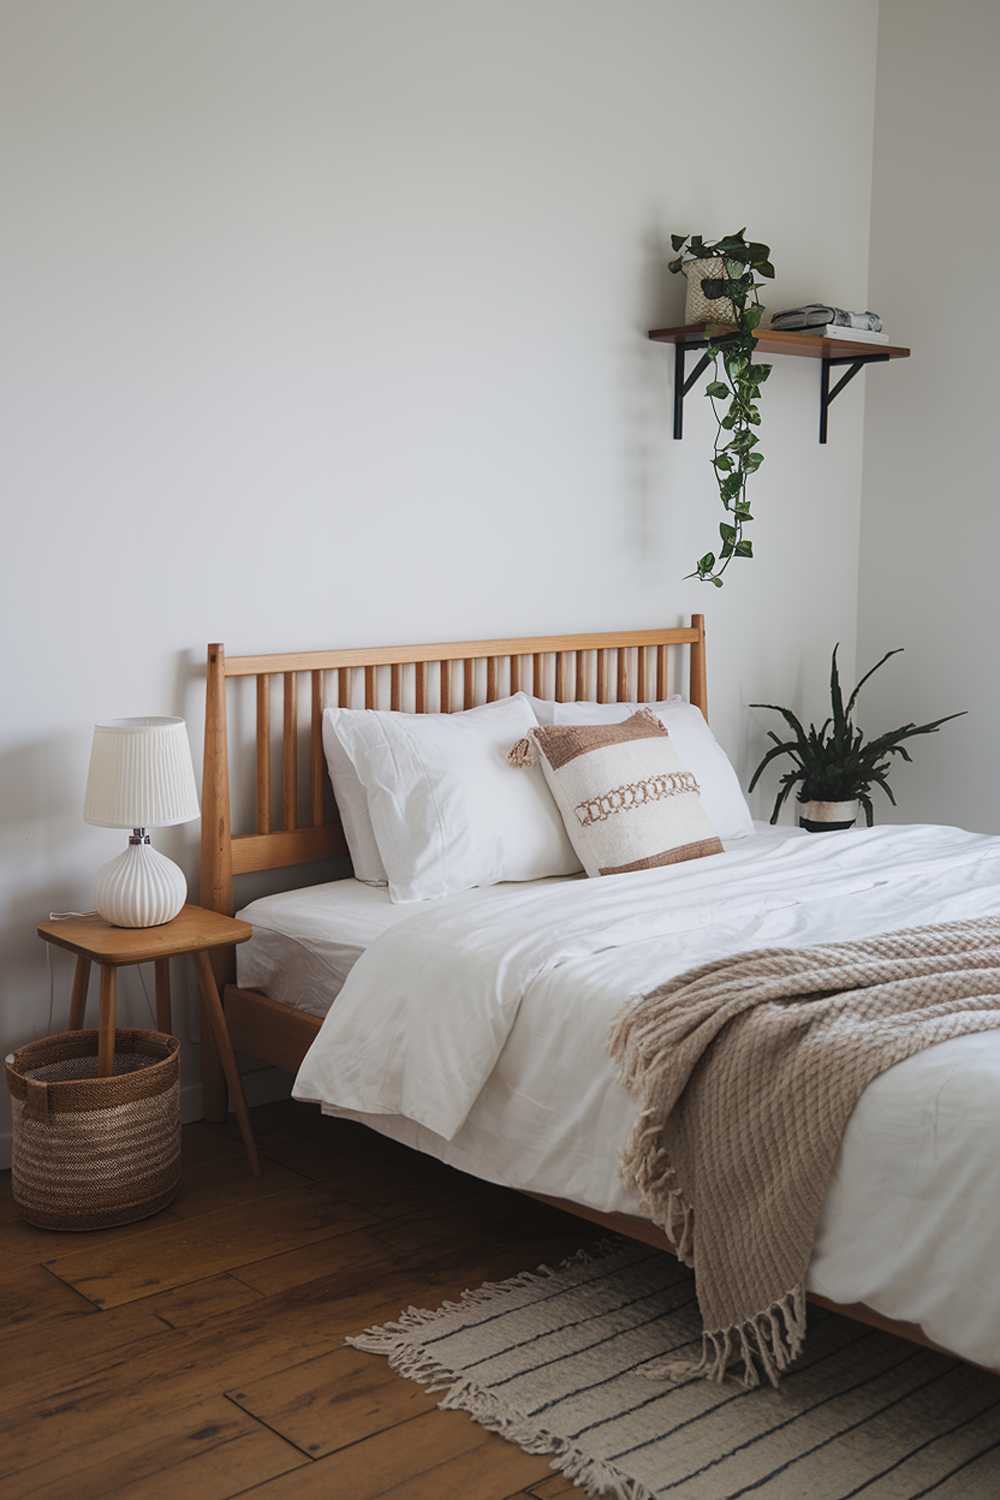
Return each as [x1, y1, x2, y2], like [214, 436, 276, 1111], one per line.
[37, 904, 260, 1175]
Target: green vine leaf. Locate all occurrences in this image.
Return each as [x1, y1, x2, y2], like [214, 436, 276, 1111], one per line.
[667, 226, 774, 584]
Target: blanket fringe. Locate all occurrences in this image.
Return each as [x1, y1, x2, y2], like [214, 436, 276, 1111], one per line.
[617, 1111, 694, 1266]
[643, 1285, 807, 1390]
[347, 1240, 656, 1500]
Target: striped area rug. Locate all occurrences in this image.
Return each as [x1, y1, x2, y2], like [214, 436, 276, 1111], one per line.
[349, 1242, 1000, 1499]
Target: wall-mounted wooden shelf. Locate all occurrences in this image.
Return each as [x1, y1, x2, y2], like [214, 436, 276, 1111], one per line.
[648, 322, 911, 444]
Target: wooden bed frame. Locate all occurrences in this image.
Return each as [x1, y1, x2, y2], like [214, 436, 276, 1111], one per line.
[198, 615, 955, 1366]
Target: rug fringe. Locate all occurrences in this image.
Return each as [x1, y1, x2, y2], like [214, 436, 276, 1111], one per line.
[347, 1240, 657, 1500]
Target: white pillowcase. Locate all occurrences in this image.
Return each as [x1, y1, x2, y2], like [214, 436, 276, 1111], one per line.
[550, 698, 753, 841]
[323, 694, 563, 885]
[322, 708, 389, 884]
[332, 693, 581, 902]
[525, 695, 556, 725]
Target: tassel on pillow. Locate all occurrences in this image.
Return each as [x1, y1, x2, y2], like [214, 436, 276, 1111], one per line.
[507, 733, 539, 768]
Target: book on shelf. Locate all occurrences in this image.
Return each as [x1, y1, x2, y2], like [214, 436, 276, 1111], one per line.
[769, 323, 890, 345]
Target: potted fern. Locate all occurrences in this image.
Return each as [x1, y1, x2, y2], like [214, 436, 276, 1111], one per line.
[748, 647, 966, 830]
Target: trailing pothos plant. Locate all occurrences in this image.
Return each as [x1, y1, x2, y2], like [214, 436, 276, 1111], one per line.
[748, 645, 966, 826]
[667, 229, 775, 586]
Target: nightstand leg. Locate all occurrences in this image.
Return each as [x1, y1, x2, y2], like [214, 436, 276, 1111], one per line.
[195, 950, 260, 1176]
[154, 958, 172, 1033]
[200, 961, 227, 1124]
[98, 966, 117, 1076]
[68, 956, 91, 1030]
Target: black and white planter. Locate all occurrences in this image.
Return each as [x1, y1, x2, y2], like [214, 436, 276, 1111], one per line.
[798, 799, 859, 833]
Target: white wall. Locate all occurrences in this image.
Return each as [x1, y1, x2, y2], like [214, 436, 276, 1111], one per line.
[857, 0, 994, 830]
[0, 0, 878, 1157]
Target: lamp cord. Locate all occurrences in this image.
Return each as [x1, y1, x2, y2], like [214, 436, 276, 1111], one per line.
[46, 911, 97, 1034]
[45, 911, 159, 1035]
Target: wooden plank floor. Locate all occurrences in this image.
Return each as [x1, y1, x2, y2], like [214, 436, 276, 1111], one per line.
[0, 1100, 606, 1499]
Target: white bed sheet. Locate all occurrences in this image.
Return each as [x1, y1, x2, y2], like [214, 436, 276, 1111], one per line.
[291, 823, 1000, 1371]
[236, 871, 574, 1016]
[237, 879, 420, 1016]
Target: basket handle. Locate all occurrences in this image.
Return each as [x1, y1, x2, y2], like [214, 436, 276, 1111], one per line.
[23, 1077, 49, 1121]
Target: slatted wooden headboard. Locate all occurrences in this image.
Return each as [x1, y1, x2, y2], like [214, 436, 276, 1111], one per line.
[200, 617, 707, 919]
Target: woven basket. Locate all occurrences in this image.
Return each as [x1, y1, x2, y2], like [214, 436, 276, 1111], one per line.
[683, 256, 737, 323]
[5, 1029, 180, 1231]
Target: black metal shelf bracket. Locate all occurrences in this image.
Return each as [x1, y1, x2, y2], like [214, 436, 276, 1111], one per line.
[819, 352, 890, 443]
[673, 339, 712, 439]
[669, 335, 895, 445]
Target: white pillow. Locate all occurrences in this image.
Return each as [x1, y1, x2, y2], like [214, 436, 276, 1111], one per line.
[322, 693, 559, 885]
[322, 708, 388, 884]
[550, 697, 753, 841]
[332, 693, 581, 902]
[525, 694, 556, 725]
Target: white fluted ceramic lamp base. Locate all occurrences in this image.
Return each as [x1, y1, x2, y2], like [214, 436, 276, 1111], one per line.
[94, 842, 187, 928]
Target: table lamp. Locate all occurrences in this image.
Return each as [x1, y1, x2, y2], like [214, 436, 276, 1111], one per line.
[84, 717, 200, 927]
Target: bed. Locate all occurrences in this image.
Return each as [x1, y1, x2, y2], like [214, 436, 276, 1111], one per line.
[199, 619, 1000, 1373]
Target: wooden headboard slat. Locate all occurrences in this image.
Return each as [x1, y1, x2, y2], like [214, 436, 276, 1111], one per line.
[232, 824, 345, 877]
[616, 648, 629, 703]
[281, 673, 297, 832]
[222, 626, 701, 678]
[310, 671, 325, 826]
[255, 676, 270, 835]
[201, 618, 708, 919]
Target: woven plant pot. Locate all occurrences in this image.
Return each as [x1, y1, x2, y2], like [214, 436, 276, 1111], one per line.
[5, 1029, 180, 1231]
[683, 256, 736, 323]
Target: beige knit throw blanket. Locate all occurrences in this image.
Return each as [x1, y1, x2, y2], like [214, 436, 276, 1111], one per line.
[609, 915, 1000, 1389]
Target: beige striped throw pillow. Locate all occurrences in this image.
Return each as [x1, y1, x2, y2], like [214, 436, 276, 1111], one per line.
[508, 708, 723, 878]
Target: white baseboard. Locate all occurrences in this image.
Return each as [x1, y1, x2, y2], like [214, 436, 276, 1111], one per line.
[0, 1067, 292, 1172]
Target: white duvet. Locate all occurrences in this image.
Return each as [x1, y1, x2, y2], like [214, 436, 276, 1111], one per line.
[293, 824, 1000, 1370]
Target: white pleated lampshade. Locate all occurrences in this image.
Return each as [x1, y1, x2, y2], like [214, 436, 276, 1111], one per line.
[84, 717, 200, 829]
